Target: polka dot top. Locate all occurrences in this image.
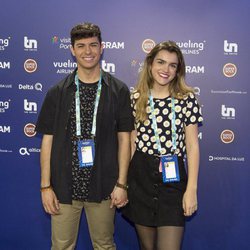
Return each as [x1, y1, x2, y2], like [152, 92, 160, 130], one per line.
[132, 91, 203, 157]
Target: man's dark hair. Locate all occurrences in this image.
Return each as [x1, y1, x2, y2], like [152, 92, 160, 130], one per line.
[70, 22, 102, 46]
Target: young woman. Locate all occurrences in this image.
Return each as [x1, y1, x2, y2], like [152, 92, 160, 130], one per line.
[122, 41, 203, 250]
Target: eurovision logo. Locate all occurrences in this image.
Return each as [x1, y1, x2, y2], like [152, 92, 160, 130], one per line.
[142, 39, 156, 54]
[223, 63, 237, 78]
[220, 129, 234, 144]
[24, 59, 37, 73]
[24, 123, 36, 137]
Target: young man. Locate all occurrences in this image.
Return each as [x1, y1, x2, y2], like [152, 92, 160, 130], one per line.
[36, 22, 133, 250]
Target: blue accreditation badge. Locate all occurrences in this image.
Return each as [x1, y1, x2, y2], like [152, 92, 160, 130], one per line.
[161, 155, 180, 183]
[77, 139, 95, 168]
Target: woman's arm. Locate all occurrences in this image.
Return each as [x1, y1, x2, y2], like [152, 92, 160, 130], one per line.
[182, 123, 200, 216]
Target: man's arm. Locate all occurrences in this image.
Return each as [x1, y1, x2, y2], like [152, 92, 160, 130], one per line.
[40, 134, 60, 215]
[130, 130, 137, 159]
[110, 131, 131, 208]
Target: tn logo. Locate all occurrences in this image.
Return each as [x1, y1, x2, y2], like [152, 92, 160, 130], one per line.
[24, 99, 37, 112]
[224, 40, 238, 53]
[24, 36, 37, 49]
[101, 60, 115, 73]
[221, 104, 235, 117]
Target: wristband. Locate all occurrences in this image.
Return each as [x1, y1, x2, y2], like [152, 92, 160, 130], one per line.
[40, 185, 52, 192]
[115, 182, 128, 190]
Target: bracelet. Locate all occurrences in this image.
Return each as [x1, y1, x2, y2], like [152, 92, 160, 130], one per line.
[115, 182, 128, 190]
[40, 185, 52, 192]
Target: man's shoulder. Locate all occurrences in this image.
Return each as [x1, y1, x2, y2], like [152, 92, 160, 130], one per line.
[102, 71, 128, 92]
[102, 71, 125, 86]
[48, 71, 75, 93]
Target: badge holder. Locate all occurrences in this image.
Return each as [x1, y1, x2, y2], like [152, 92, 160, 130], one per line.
[161, 154, 180, 183]
[77, 139, 95, 168]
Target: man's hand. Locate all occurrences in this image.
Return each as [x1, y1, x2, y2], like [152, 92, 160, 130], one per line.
[110, 186, 128, 208]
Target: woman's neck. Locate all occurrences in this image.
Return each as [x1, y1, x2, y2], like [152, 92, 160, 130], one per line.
[151, 84, 170, 99]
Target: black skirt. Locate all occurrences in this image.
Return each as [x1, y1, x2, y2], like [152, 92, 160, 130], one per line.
[122, 150, 187, 227]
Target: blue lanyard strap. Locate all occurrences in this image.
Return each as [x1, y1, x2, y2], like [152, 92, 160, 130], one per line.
[149, 92, 176, 155]
[149, 93, 163, 154]
[171, 97, 177, 151]
[74, 70, 102, 137]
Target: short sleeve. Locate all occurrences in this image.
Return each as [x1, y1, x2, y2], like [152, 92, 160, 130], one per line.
[35, 87, 58, 135]
[184, 92, 203, 126]
[130, 90, 140, 118]
[117, 85, 134, 132]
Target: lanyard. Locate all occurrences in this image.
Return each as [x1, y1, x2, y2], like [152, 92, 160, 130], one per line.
[74, 70, 102, 137]
[149, 92, 177, 155]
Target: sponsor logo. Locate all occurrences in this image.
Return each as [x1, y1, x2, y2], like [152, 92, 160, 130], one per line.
[0, 99, 10, 113]
[176, 40, 205, 55]
[0, 148, 12, 153]
[131, 59, 144, 73]
[198, 132, 202, 140]
[0, 37, 11, 51]
[224, 40, 238, 55]
[52, 36, 71, 49]
[53, 60, 76, 74]
[52, 36, 59, 43]
[223, 63, 237, 77]
[194, 87, 200, 95]
[0, 61, 10, 69]
[0, 125, 10, 133]
[208, 155, 244, 162]
[24, 123, 36, 137]
[34, 82, 43, 91]
[211, 89, 247, 95]
[102, 41, 125, 49]
[186, 65, 205, 74]
[24, 59, 37, 73]
[24, 36, 38, 51]
[53, 60, 76, 68]
[24, 99, 37, 113]
[221, 105, 235, 119]
[220, 129, 234, 144]
[18, 82, 43, 91]
[19, 147, 40, 156]
[0, 83, 12, 89]
[142, 39, 156, 53]
[53, 60, 77, 74]
[101, 60, 115, 74]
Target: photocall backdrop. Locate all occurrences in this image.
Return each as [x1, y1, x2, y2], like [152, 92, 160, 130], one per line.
[0, 0, 249, 249]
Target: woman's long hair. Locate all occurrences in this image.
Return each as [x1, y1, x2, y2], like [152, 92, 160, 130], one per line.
[134, 40, 193, 122]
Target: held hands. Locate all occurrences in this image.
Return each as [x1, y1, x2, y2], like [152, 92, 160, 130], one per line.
[41, 188, 60, 215]
[182, 189, 198, 216]
[110, 184, 129, 209]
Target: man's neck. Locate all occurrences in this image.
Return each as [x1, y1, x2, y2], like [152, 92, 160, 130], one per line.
[77, 66, 101, 84]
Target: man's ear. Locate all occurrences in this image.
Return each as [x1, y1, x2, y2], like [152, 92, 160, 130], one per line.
[100, 42, 104, 55]
[70, 45, 75, 56]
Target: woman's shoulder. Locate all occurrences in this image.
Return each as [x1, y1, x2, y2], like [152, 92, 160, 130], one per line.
[182, 91, 197, 102]
[131, 89, 140, 101]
